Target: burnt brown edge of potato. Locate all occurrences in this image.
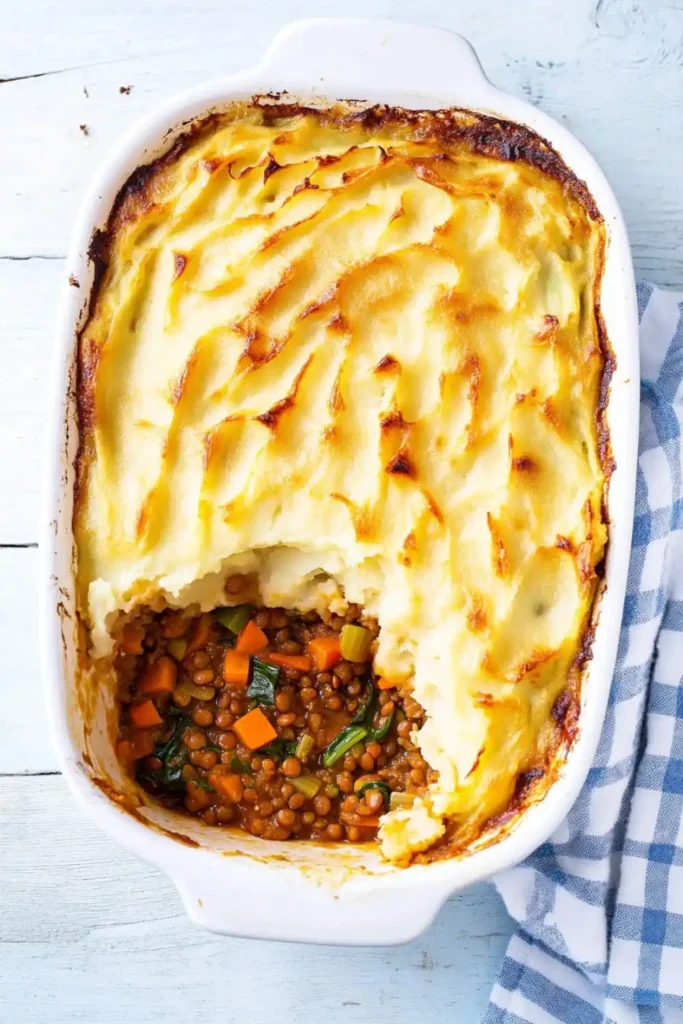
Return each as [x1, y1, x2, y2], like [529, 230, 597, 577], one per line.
[72, 97, 615, 864]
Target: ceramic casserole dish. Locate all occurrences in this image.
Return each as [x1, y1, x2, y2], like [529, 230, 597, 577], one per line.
[43, 18, 639, 944]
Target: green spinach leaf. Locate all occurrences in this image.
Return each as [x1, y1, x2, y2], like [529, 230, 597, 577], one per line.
[247, 658, 280, 705]
[136, 712, 191, 792]
[352, 682, 376, 724]
[259, 738, 298, 762]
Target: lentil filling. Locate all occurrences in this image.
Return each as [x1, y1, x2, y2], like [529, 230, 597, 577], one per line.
[115, 578, 435, 843]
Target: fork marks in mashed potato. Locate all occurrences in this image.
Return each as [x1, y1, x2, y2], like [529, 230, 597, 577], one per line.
[75, 102, 609, 864]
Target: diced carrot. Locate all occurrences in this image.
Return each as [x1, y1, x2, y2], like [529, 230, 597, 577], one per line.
[233, 707, 277, 750]
[121, 623, 145, 654]
[138, 655, 177, 695]
[235, 619, 268, 655]
[263, 652, 312, 673]
[307, 636, 342, 671]
[129, 700, 163, 728]
[377, 677, 397, 690]
[116, 739, 135, 763]
[118, 733, 156, 762]
[131, 732, 156, 759]
[223, 649, 250, 687]
[211, 773, 244, 803]
[185, 613, 214, 653]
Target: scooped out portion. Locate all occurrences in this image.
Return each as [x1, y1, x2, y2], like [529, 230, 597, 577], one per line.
[75, 102, 609, 864]
[116, 588, 437, 845]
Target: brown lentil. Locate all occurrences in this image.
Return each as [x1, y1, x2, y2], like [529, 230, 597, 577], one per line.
[365, 789, 385, 813]
[225, 573, 248, 594]
[313, 794, 331, 816]
[333, 662, 354, 684]
[192, 707, 213, 727]
[274, 691, 291, 713]
[281, 757, 301, 778]
[193, 668, 215, 686]
[337, 772, 354, 794]
[118, 604, 434, 845]
[184, 729, 207, 751]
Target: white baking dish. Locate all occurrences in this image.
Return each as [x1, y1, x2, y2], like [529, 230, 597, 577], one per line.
[43, 18, 639, 944]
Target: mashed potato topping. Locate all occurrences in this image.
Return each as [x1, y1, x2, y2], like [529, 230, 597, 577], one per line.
[75, 103, 609, 862]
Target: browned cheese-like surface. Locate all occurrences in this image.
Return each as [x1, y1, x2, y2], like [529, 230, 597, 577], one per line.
[75, 103, 609, 863]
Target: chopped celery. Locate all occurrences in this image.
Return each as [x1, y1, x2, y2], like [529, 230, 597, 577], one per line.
[389, 791, 416, 811]
[295, 732, 315, 762]
[325, 784, 340, 799]
[178, 680, 215, 702]
[339, 623, 373, 662]
[172, 687, 192, 708]
[291, 775, 322, 799]
[213, 605, 250, 635]
[167, 638, 187, 661]
[322, 724, 368, 768]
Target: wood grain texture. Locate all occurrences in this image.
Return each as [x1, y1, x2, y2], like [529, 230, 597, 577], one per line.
[0, 776, 512, 1024]
[0, 549, 56, 773]
[2, 0, 682, 281]
[3, 0, 683, 1019]
[0, 259, 62, 544]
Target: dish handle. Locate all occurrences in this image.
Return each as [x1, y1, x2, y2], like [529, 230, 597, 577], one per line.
[167, 855, 450, 944]
[260, 18, 492, 105]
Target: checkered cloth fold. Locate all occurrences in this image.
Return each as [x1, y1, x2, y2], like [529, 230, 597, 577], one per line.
[484, 283, 683, 1024]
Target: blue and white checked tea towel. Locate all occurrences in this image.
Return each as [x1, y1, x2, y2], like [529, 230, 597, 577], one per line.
[485, 282, 683, 1024]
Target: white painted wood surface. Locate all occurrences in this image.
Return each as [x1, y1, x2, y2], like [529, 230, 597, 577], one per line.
[1, 779, 511, 1024]
[2, 0, 682, 1020]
